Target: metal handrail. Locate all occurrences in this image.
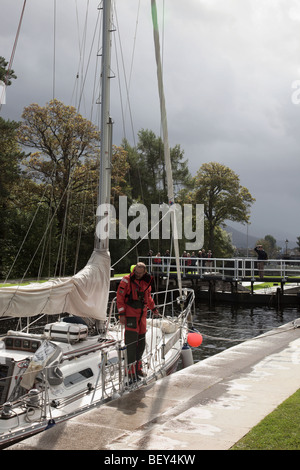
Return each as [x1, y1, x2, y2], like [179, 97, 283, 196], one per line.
[138, 256, 300, 281]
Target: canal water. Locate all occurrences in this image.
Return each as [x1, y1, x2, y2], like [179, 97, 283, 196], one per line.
[190, 302, 300, 363]
[0, 302, 299, 366]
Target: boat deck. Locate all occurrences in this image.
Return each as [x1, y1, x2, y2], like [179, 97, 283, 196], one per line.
[6, 319, 300, 451]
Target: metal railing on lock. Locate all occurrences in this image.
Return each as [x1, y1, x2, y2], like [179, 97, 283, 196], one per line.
[138, 256, 300, 281]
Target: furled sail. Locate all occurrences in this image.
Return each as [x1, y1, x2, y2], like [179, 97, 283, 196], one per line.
[0, 249, 110, 321]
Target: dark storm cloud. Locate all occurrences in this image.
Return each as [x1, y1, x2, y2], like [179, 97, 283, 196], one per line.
[1, 0, 300, 243]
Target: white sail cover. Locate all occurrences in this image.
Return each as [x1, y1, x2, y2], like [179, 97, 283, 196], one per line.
[0, 250, 111, 321]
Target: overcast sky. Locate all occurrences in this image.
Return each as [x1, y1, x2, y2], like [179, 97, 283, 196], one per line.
[1, 0, 300, 247]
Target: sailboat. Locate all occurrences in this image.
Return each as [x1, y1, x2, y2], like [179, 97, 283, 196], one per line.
[0, 0, 195, 447]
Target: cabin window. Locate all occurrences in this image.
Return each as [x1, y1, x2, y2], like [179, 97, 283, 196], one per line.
[63, 368, 93, 387]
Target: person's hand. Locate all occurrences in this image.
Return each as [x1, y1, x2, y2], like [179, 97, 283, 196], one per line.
[119, 315, 126, 325]
[152, 309, 160, 317]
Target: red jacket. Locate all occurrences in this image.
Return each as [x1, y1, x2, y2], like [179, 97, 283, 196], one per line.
[117, 272, 155, 334]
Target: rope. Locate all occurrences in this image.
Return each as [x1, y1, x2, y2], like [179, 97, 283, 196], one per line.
[190, 320, 297, 344]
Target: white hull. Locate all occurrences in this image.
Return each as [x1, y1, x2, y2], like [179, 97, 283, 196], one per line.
[0, 289, 194, 448]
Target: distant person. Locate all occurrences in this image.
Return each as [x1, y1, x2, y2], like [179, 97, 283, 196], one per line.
[191, 251, 197, 273]
[254, 245, 268, 279]
[181, 250, 187, 275]
[186, 253, 192, 273]
[153, 252, 162, 272]
[147, 250, 153, 272]
[197, 249, 206, 274]
[206, 250, 213, 271]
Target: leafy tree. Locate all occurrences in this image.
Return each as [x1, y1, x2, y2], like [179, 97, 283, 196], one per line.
[0, 118, 25, 278]
[4, 105, 201, 276]
[0, 56, 17, 86]
[187, 162, 255, 253]
[255, 235, 279, 259]
[18, 100, 100, 230]
[120, 130, 192, 258]
[16, 100, 101, 275]
[110, 145, 131, 204]
[16, 100, 134, 275]
[126, 129, 191, 206]
[264, 234, 279, 258]
[213, 225, 235, 258]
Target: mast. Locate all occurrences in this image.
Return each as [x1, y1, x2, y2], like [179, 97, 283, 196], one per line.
[96, 0, 113, 251]
[151, 0, 183, 297]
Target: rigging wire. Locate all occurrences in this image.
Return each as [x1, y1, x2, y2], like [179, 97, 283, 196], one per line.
[111, 0, 154, 263]
[112, 0, 140, 143]
[4, 165, 58, 284]
[90, 6, 103, 124]
[108, 0, 178, 272]
[71, 0, 92, 113]
[78, 0, 90, 115]
[0, 0, 27, 112]
[18, 177, 76, 284]
[53, 0, 56, 99]
[73, 171, 91, 274]
[3, 2, 101, 283]
[111, 205, 173, 269]
[70, 0, 82, 107]
[77, 5, 102, 114]
[37, 182, 55, 280]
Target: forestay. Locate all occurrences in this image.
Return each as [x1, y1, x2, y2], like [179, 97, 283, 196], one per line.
[0, 249, 110, 321]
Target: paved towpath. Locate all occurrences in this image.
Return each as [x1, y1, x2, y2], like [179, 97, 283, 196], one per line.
[6, 319, 300, 451]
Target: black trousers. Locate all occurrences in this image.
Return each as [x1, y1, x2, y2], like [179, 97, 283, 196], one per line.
[125, 330, 146, 366]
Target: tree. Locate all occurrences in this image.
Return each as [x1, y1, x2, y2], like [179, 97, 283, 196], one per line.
[188, 162, 255, 253]
[110, 145, 131, 204]
[264, 234, 279, 258]
[17, 100, 133, 276]
[16, 100, 101, 275]
[126, 129, 192, 206]
[296, 236, 300, 252]
[213, 225, 235, 258]
[18, 100, 100, 233]
[0, 56, 17, 86]
[121, 130, 192, 257]
[0, 118, 24, 278]
[255, 235, 279, 259]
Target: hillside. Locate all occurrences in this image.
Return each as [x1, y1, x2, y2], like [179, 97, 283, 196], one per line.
[224, 225, 296, 251]
[224, 225, 257, 249]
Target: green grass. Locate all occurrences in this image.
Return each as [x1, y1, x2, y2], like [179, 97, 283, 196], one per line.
[0, 281, 33, 287]
[252, 282, 279, 290]
[231, 389, 300, 450]
[0, 280, 49, 288]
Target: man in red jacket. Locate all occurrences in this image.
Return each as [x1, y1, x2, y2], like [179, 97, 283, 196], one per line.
[117, 262, 158, 379]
